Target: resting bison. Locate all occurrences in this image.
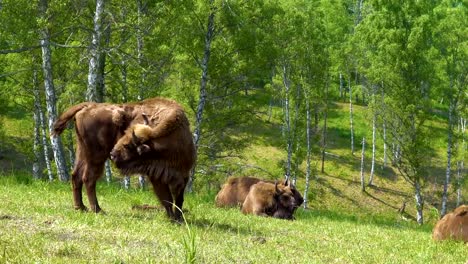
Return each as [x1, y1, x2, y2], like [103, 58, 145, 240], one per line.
[432, 205, 468, 242]
[215, 176, 303, 210]
[53, 97, 195, 221]
[241, 181, 298, 220]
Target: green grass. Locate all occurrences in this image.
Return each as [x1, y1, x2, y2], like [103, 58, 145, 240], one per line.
[0, 174, 466, 264]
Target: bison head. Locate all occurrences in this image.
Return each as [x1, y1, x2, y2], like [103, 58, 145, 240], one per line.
[271, 181, 298, 220]
[283, 179, 304, 211]
[110, 123, 156, 174]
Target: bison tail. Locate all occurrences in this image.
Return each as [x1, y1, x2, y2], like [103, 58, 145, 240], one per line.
[52, 102, 91, 136]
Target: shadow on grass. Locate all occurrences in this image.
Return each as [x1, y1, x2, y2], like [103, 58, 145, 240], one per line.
[296, 208, 431, 233]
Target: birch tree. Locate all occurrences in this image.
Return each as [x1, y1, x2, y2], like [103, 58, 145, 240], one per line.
[39, 0, 69, 182]
[187, 0, 216, 192]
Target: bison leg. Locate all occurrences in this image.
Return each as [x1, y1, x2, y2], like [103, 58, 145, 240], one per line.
[150, 178, 177, 220]
[83, 163, 105, 213]
[71, 162, 87, 211]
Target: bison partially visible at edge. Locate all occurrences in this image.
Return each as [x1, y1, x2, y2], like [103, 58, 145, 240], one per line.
[53, 97, 195, 221]
[241, 181, 298, 220]
[432, 205, 468, 242]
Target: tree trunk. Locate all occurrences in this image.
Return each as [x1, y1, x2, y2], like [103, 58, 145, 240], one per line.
[368, 109, 376, 186]
[321, 76, 329, 173]
[415, 180, 424, 225]
[187, 2, 215, 192]
[456, 160, 463, 207]
[303, 98, 312, 209]
[381, 82, 387, 169]
[339, 72, 344, 100]
[39, 0, 69, 182]
[39, 95, 54, 181]
[348, 76, 355, 155]
[441, 99, 455, 217]
[137, 0, 146, 100]
[66, 128, 75, 170]
[282, 64, 293, 182]
[86, 0, 105, 102]
[360, 137, 365, 192]
[32, 66, 44, 180]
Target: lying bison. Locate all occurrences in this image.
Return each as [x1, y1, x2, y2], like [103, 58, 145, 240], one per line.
[53, 97, 195, 221]
[432, 205, 468, 242]
[215, 176, 303, 211]
[241, 181, 298, 220]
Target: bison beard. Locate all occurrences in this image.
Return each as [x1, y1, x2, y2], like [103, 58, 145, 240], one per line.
[432, 205, 468, 242]
[52, 97, 195, 221]
[215, 176, 303, 212]
[241, 181, 297, 220]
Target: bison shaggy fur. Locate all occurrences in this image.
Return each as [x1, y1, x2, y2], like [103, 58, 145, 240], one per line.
[215, 176, 303, 211]
[241, 181, 298, 220]
[53, 97, 195, 221]
[432, 205, 468, 242]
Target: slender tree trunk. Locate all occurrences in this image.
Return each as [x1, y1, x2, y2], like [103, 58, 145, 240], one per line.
[282, 64, 293, 181]
[349, 76, 355, 155]
[321, 76, 329, 173]
[360, 137, 365, 192]
[123, 177, 131, 190]
[32, 66, 44, 180]
[86, 0, 105, 102]
[381, 82, 387, 169]
[187, 2, 215, 192]
[137, 0, 146, 101]
[456, 160, 462, 207]
[368, 108, 376, 186]
[414, 180, 424, 225]
[38, 96, 54, 181]
[303, 98, 312, 209]
[39, 0, 69, 182]
[67, 128, 74, 170]
[339, 72, 344, 100]
[441, 99, 455, 217]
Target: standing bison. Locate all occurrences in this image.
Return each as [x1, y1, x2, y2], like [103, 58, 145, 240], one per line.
[432, 205, 468, 242]
[215, 176, 303, 211]
[53, 97, 195, 221]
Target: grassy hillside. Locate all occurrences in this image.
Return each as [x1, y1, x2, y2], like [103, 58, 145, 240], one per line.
[0, 96, 466, 262]
[0, 174, 466, 264]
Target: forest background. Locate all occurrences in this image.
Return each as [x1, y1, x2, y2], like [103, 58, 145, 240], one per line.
[0, 0, 467, 228]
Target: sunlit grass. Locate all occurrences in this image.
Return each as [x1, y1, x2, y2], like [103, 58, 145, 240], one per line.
[0, 174, 466, 264]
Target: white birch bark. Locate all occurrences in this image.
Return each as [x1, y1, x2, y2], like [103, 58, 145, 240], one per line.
[303, 98, 311, 209]
[137, 0, 146, 101]
[39, 95, 53, 181]
[67, 129, 74, 170]
[339, 72, 344, 100]
[441, 99, 455, 217]
[282, 64, 293, 181]
[368, 107, 376, 186]
[321, 76, 329, 173]
[39, 0, 69, 182]
[349, 76, 355, 155]
[86, 0, 105, 102]
[415, 181, 424, 225]
[187, 2, 215, 192]
[360, 137, 365, 192]
[32, 67, 44, 179]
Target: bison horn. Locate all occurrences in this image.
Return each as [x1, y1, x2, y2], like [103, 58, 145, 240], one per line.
[142, 113, 149, 125]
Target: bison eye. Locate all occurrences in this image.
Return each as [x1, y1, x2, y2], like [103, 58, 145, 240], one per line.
[124, 144, 131, 149]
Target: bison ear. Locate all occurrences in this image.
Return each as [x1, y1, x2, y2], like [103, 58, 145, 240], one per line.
[275, 181, 282, 194]
[137, 144, 150, 155]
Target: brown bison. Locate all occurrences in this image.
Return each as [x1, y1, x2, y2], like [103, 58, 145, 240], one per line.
[432, 205, 468, 242]
[241, 181, 298, 220]
[215, 176, 304, 210]
[53, 97, 195, 221]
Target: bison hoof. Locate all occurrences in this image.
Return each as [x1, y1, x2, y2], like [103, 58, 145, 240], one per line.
[74, 205, 88, 211]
